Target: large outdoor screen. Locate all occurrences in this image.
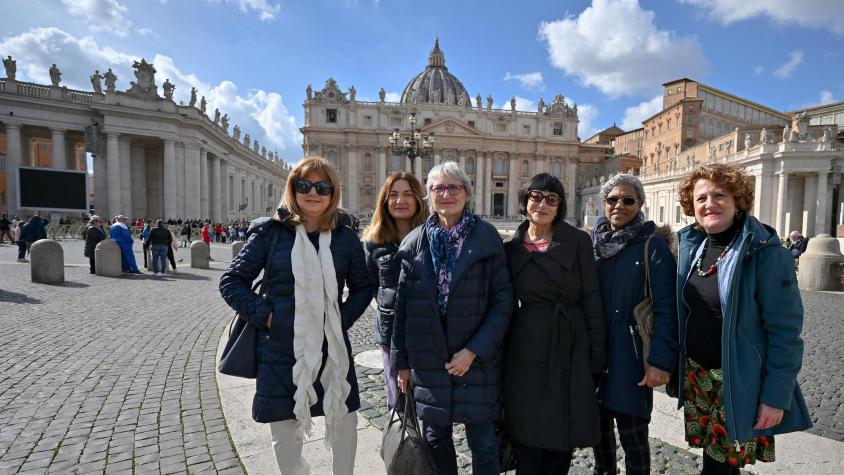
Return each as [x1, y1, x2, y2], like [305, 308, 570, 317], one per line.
[17, 166, 89, 212]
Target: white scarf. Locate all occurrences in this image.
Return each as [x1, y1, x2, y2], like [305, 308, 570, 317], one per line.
[290, 223, 351, 447]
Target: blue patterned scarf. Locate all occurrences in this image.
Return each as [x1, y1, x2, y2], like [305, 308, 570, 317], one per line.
[425, 210, 477, 316]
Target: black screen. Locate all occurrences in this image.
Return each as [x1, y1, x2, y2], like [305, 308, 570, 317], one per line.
[18, 167, 88, 211]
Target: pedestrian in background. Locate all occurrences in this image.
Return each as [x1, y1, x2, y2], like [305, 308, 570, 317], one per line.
[201, 222, 211, 245]
[110, 215, 140, 274]
[142, 220, 152, 270]
[361, 172, 427, 410]
[591, 174, 678, 475]
[167, 225, 179, 273]
[180, 223, 191, 248]
[145, 219, 173, 276]
[676, 164, 811, 474]
[0, 213, 12, 243]
[787, 231, 809, 259]
[84, 215, 107, 274]
[19, 216, 47, 262]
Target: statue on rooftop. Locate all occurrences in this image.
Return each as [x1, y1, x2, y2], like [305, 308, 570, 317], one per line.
[510, 96, 516, 112]
[744, 132, 752, 150]
[162, 78, 175, 101]
[90, 70, 103, 94]
[213, 108, 220, 124]
[306, 84, 312, 100]
[233, 125, 241, 142]
[221, 114, 229, 132]
[379, 87, 386, 102]
[759, 128, 769, 144]
[3, 55, 15, 80]
[104, 68, 117, 93]
[126, 58, 159, 99]
[189, 87, 197, 107]
[475, 93, 482, 110]
[49, 64, 61, 86]
[458, 91, 467, 107]
[243, 133, 251, 148]
[486, 95, 493, 111]
[538, 97, 545, 113]
[348, 85, 356, 102]
[200, 95, 207, 114]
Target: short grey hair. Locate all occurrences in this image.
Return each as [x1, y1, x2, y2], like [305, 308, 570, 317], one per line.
[425, 161, 475, 212]
[599, 173, 646, 206]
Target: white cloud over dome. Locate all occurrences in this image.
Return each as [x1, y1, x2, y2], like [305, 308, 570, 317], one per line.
[538, 0, 708, 98]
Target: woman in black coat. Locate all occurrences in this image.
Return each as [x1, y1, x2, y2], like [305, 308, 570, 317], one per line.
[84, 215, 107, 274]
[219, 157, 373, 475]
[503, 173, 606, 474]
[392, 161, 514, 475]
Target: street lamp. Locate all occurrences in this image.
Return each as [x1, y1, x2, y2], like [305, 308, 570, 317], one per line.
[389, 112, 434, 172]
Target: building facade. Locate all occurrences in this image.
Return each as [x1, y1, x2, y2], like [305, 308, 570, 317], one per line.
[0, 57, 289, 221]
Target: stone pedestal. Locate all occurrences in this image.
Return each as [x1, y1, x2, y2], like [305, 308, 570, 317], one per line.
[798, 234, 844, 292]
[232, 241, 244, 259]
[95, 240, 122, 277]
[191, 241, 210, 269]
[30, 239, 64, 284]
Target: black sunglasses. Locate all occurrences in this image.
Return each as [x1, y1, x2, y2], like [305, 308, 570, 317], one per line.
[605, 196, 638, 207]
[294, 179, 333, 196]
[527, 190, 561, 207]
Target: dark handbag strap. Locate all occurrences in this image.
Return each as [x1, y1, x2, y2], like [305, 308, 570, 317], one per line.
[642, 235, 653, 300]
[228, 222, 281, 336]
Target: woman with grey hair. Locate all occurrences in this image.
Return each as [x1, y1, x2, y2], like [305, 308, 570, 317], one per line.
[84, 215, 107, 274]
[590, 173, 678, 475]
[392, 161, 514, 474]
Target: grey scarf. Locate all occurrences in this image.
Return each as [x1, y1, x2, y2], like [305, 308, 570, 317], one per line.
[592, 212, 646, 259]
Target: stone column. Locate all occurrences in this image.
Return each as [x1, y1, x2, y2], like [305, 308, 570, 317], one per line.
[93, 153, 108, 219]
[163, 140, 177, 220]
[802, 174, 818, 237]
[200, 149, 210, 219]
[508, 156, 518, 217]
[484, 154, 493, 215]
[4, 123, 22, 216]
[535, 154, 545, 174]
[775, 171, 789, 237]
[119, 137, 132, 217]
[51, 129, 66, 170]
[346, 146, 358, 213]
[184, 145, 201, 219]
[377, 148, 386, 184]
[565, 159, 577, 218]
[175, 144, 186, 219]
[130, 144, 146, 218]
[220, 160, 229, 221]
[106, 133, 122, 216]
[815, 171, 830, 236]
[211, 156, 222, 221]
[475, 153, 485, 215]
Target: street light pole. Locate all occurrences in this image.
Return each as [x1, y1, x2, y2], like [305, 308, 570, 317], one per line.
[388, 112, 435, 174]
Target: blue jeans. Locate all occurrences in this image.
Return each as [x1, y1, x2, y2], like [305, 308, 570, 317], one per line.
[151, 245, 168, 274]
[424, 420, 498, 475]
[17, 241, 27, 259]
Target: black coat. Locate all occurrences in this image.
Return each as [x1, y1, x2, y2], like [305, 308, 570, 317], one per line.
[219, 209, 374, 423]
[503, 220, 606, 451]
[145, 227, 173, 246]
[84, 225, 106, 258]
[391, 218, 514, 427]
[363, 240, 400, 349]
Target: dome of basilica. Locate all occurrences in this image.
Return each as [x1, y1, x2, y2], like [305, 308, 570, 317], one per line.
[400, 39, 472, 108]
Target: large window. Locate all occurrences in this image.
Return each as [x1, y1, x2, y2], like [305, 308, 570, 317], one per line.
[494, 158, 505, 174]
[328, 151, 338, 167]
[466, 158, 475, 174]
[326, 109, 337, 123]
[364, 153, 372, 171]
[553, 123, 563, 136]
[552, 161, 562, 176]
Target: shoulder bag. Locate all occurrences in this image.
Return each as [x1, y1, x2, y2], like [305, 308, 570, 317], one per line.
[633, 235, 654, 372]
[381, 388, 435, 475]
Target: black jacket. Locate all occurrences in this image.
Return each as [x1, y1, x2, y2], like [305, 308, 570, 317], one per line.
[363, 240, 400, 349]
[503, 220, 606, 450]
[391, 217, 514, 426]
[219, 209, 373, 423]
[84, 225, 107, 258]
[146, 227, 173, 246]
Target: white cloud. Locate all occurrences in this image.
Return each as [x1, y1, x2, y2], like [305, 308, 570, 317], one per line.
[620, 95, 663, 130]
[753, 65, 764, 75]
[802, 90, 837, 108]
[576, 103, 599, 139]
[538, 0, 707, 98]
[679, 0, 844, 36]
[774, 50, 803, 79]
[60, 0, 133, 37]
[494, 96, 536, 112]
[503, 72, 545, 91]
[214, 0, 281, 21]
[384, 92, 401, 102]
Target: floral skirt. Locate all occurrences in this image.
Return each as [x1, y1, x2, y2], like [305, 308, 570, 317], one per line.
[683, 357, 775, 468]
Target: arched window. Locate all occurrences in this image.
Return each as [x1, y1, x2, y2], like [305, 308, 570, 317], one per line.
[494, 158, 505, 174]
[521, 160, 529, 176]
[445, 154, 456, 162]
[363, 153, 372, 171]
[466, 158, 475, 174]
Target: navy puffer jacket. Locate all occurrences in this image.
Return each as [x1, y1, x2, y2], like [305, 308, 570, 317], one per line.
[363, 240, 400, 349]
[391, 218, 514, 427]
[219, 208, 374, 423]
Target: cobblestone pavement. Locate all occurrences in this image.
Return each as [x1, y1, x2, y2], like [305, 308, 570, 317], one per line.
[0, 241, 243, 474]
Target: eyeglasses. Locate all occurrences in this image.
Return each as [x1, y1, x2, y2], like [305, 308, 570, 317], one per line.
[605, 196, 638, 207]
[527, 190, 561, 207]
[294, 179, 333, 196]
[429, 184, 465, 197]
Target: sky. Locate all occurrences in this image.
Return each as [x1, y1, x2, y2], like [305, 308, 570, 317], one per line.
[1, 0, 842, 165]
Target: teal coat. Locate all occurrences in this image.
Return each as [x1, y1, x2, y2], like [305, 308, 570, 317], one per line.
[677, 215, 812, 442]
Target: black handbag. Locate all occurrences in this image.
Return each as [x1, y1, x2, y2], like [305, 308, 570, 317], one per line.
[218, 223, 280, 378]
[381, 389, 434, 475]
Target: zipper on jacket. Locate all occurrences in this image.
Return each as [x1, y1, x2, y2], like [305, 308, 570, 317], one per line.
[629, 325, 639, 360]
[723, 231, 752, 443]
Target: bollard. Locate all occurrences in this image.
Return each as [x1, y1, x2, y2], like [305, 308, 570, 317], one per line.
[30, 239, 64, 284]
[231, 241, 244, 259]
[95, 240, 123, 277]
[798, 234, 844, 291]
[191, 241, 210, 269]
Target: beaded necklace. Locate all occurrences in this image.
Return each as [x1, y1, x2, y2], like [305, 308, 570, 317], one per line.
[695, 233, 738, 278]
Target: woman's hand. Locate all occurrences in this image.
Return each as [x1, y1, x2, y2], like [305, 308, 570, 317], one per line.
[638, 366, 671, 388]
[266, 313, 272, 330]
[445, 348, 476, 377]
[397, 369, 411, 394]
[753, 403, 784, 430]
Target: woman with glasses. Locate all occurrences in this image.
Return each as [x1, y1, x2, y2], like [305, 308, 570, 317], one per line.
[392, 161, 514, 474]
[503, 173, 605, 474]
[220, 157, 373, 475]
[361, 172, 427, 410]
[590, 173, 678, 475]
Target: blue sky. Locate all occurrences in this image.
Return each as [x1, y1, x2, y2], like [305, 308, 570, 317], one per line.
[1, 0, 842, 163]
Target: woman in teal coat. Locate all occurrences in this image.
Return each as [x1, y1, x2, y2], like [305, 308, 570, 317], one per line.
[676, 164, 811, 474]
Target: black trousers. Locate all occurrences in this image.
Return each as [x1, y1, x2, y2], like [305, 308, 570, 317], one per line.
[167, 246, 176, 270]
[701, 453, 740, 475]
[514, 442, 572, 475]
[593, 408, 650, 475]
[88, 255, 96, 273]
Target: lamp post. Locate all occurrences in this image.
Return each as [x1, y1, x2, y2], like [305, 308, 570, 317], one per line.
[389, 112, 434, 173]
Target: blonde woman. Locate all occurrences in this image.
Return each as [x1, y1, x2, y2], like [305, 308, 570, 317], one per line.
[362, 172, 427, 409]
[220, 157, 373, 475]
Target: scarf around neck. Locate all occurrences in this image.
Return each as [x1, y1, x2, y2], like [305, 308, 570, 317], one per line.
[425, 210, 476, 316]
[592, 211, 646, 259]
[290, 224, 351, 447]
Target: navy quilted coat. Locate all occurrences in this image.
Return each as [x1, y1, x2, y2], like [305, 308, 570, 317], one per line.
[219, 209, 374, 423]
[391, 218, 514, 427]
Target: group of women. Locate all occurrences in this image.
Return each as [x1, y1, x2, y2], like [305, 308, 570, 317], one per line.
[220, 156, 811, 475]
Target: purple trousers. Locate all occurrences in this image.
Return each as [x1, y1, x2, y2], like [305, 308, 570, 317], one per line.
[381, 347, 398, 410]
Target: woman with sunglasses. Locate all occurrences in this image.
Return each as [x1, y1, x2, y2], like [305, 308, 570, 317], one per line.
[502, 173, 605, 473]
[361, 172, 427, 410]
[393, 161, 513, 474]
[589, 173, 678, 475]
[220, 157, 373, 475]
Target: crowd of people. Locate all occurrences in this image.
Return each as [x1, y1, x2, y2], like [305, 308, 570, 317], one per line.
[219, 156, 812, 475]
